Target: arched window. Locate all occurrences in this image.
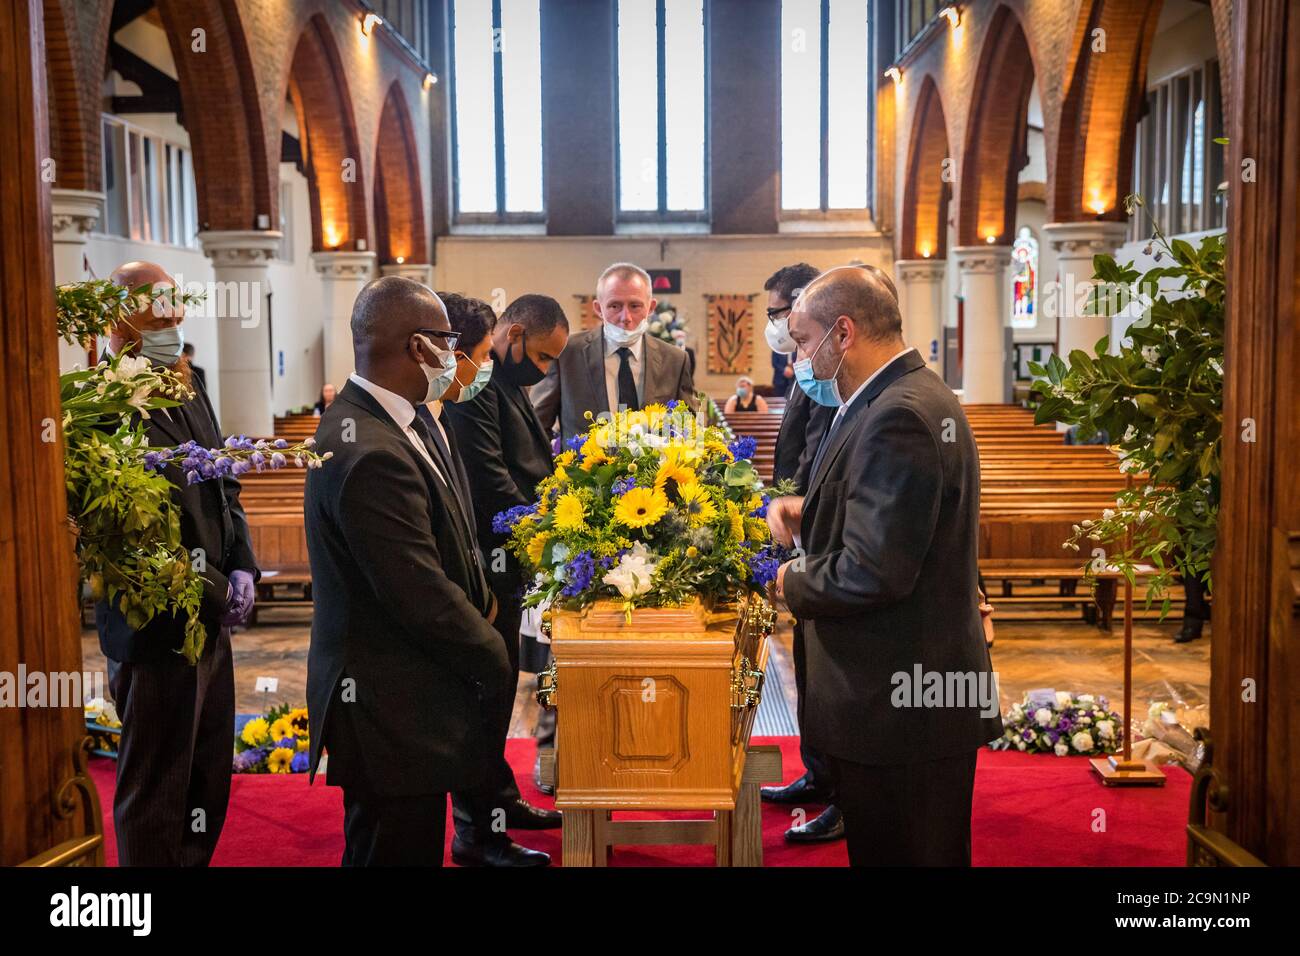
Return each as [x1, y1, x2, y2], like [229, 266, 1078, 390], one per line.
[1010, 226, 1038, 328]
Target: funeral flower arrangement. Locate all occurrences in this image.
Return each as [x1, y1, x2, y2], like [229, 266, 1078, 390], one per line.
[233, 704, 312, 774]
[648, 300, 688, 346]
[498, 401, 785, 615]
[991, 691, 1124, 756]
[58, 280, 328, 664]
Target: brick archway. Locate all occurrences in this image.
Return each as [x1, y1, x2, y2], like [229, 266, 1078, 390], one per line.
[956, 4, 1039, 247]
[42, 0, 113, 193]
[1052, 0, 1163, 223]
[899, 75, 951, 261]
[287, 13, 368, 252]
[373, 83, 427, 266]
[155, 0, 271, 231]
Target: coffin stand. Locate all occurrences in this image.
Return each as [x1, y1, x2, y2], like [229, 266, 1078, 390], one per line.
[537, 595, 781, 866]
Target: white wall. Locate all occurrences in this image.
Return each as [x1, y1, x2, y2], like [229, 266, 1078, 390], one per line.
[268, 164, 325, 414]
[434, 232, 895, 398]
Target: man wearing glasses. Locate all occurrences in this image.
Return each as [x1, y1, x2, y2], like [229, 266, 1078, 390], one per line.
[758, 262, 844, 845]
[532, 262, 696, 443]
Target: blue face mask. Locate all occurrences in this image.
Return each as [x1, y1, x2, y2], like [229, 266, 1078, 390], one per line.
[793, 322, 845, 407]
[453, 358, 494, 403]
[139, 325, 184, 366]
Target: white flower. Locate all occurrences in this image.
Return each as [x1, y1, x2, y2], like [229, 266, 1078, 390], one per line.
[1079, 715, 1092, 724]
[549, 542, 570, 566]
[126, 384, 153, 418]
[1055, 691, 1073, 709]
[1054, 741, 1069, 757]
[602, 542, 659, 599]
[1096, 719, 1115, 740]
[1015, 739, 1027, 751]
[1102, 508, 1115, 520]
[1141, 345, 1160, 367]
[116, 353, 151, 379]
[1009, 703, 1024, 720]
[1071, 731, 1095, 753]
[1077, 694, 1095, 703]
[1033, 707, 1053, 727]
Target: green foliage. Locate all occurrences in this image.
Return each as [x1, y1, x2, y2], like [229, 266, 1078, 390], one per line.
[1028, 195, 1223, 607]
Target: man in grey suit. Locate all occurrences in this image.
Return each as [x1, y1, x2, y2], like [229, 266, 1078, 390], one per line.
[532, 262, 695, 442]
[767, 266, 1002, 866]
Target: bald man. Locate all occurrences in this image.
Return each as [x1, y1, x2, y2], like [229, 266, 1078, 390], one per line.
[766, 267, 1002, 866]
[94, 260, 259, 866]
[304, 276, 527, 867]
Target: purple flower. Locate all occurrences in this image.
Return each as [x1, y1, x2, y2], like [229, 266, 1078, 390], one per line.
[214, 456, 234, 477]
[611, 475, 636, 496]
[561, 551, 596, 597]
[290, 751, 311, 773]
[270, 452, 286, 468]
[232, 748, 266, 773]
[273, 438, 288, 449]
[747, 548, 781, 587]
[728, 436, 757, 461]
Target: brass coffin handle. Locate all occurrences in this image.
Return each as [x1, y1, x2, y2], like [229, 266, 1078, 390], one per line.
[730, 656, 765, 710]
[536, 660, 558, 709]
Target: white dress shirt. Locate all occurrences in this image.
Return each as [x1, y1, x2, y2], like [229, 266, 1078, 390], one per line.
[348, 373, 447, 486]
[602, 326, 644, 414]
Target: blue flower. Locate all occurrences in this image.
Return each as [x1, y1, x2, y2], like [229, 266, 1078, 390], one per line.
[747, 549, 781, 587]
[728, 436, 757, 461]
[611, 475, 636, 496]
[561, 551, 597, 597]
[667, 400, 680, 410]
[290, 751, 311, 773]
[491, 503, 537, 535]
[273, 438, 288, 449]
[749, 494, 770, 518]
[565, 433, 587, 452]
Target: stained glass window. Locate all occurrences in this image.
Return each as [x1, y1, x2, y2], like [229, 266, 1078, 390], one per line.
[1010, 226, 1038, 328]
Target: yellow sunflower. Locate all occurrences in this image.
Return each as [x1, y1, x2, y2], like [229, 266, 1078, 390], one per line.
[240, 717, 270, 747]
[676, 481, 718, 527]
[654, 447, 696, 490]
[296, 737, 310, 752]
[614, 487, 670, 529]
[267, 747, 294, 774]
[269, 717, 295, 742]
[745, 517, 770, 543]
[555, 450, 577, 467]
[553, 493, 587, 531]
[705, 440, 735, 462]
[287, 707, 309, 736]
[526, 531, 552, 566]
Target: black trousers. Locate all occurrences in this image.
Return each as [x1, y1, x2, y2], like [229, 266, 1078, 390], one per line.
[826, 749, 979, 866]
[107, 627, 234, 866]
[452, 570, 523, 843]
[342, 788, 447, 866]
[1183, 573, 1210, 623]
[791, 620, 832, 788]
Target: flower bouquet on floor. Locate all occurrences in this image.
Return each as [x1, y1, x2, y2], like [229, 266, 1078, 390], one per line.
[497, 400, 785, 617]
[992, 690, 1124, 757]
[232, 704, 311, 774]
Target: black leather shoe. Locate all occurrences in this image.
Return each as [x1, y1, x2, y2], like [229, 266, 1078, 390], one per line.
[784, 804, 845, 843]
[451, 836, 551, 867]
[505, 798, 562, 829]
[761, 772, 830, 805]
[1173, 622, 1204, 643]
[533, 754, 555, 796]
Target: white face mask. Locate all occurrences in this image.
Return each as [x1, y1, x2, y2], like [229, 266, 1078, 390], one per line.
[765, 317, 797, 354]
[604, 317, 648, 347]
[416, 334, 459, 403]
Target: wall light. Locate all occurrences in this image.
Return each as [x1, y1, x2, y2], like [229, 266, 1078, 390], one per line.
[395, 256, 406, 265]
[423, 72, 438, 90]
[361, 12, 382, 37]
[884, 66, 903, 85]
[940, 5, 961, 28]
[985, 234, 997, 244]
[920, 245, 933, 259]
[1089, 198, 1107, 216]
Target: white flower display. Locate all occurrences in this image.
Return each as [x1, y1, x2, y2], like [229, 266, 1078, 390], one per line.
[1033, 707, 1053, 727]
[1055, 691, 1073, 709]
[602, 542, 659, 599]
[1071, 731, 1095, 752]
[1054, 741, 1069, 757]
[1096, 719, 1115, 740]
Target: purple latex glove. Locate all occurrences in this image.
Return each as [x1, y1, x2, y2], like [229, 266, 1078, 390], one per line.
[222, 569, 256, 626]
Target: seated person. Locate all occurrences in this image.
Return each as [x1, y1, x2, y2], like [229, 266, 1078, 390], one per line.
[313, 383, 337, 417]
[723, 376, 768, 414]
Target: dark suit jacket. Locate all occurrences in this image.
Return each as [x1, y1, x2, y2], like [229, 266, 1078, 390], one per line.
[94, 363, 257, 663]
[304, 381, 509, 796]
[531, 326, 696, 443]
[783, 350, 1003, 765]
[442, 363, 554, 559]
[772, 383, 832, 494]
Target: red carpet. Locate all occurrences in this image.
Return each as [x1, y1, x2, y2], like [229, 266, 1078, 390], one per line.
[88, 737, 1190, 866]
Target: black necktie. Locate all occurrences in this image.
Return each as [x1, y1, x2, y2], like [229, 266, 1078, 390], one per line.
[411, 410, 488, 595]
[616, 346, 639, 411]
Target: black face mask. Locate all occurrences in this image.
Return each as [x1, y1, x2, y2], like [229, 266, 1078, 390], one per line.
[500, 330, 546, 387]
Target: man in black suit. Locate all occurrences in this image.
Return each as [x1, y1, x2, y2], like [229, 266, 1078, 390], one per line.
[768, 266, 1002, 866]
[94, 260, 258, 866]
[304, 276, 513, 866]
[532, 262, 695, 443]
[758, 263, 843, 843]
[447, 295, 569, 796]
[438, 293, 567, 863]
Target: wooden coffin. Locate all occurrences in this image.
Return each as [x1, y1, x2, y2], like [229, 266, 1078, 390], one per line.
[543, 595, 774, 811]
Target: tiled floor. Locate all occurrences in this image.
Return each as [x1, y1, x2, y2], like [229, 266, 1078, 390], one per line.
[79, 605, 1211, 733]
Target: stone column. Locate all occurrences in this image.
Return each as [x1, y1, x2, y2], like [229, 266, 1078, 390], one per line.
[198, 230, 281, 437]
[379, 261, 434, 286]
[1042, 221, 1129, 361]
[312, 251, 376, 393]
[894, 259, 947, 375]
[952, 245, 1012, 404]
[51, 188, 103, 370]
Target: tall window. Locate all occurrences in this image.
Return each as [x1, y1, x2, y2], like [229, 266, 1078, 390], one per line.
[897, 0, 943, 51]
[100, 115, 198, 247]
[616, 0, 707, 219]
[780, 0, 870, 214]
[450, 0, 544, 220]
[1130, 60, 1224, 241]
